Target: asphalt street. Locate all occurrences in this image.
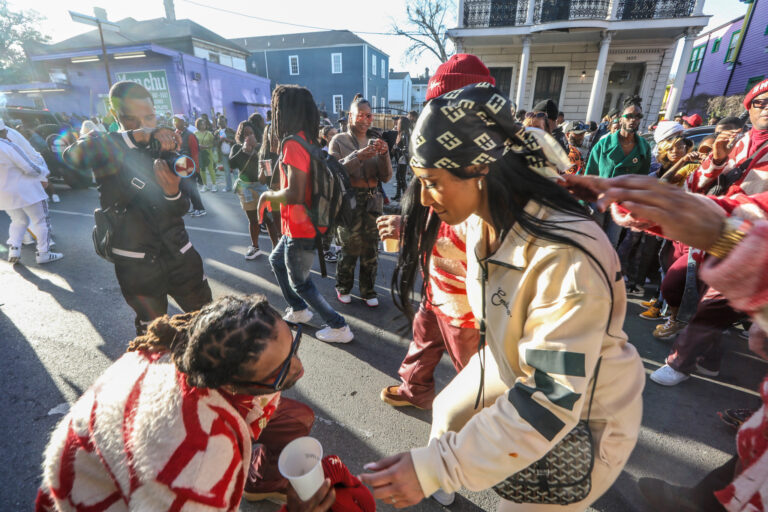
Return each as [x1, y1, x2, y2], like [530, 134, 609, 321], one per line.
[1, 182, 764, 512]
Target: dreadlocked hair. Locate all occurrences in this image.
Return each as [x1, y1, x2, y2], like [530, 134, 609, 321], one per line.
[393, 151, 606, 323]
[623, 95, 642, 111]
[127, 295, 281, 389]
[271, 85, 319, 145]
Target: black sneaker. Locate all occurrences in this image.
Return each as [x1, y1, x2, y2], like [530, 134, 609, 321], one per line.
[324, 250, 337, 263]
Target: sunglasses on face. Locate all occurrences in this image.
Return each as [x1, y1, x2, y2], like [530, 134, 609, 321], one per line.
[231, 322, 302, 391]
[751, 99, 768, 110]
[525, 112, 548, 119]
[622, 113, 644, 120]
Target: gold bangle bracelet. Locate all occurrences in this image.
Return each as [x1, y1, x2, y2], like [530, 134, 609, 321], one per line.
[706, 217, 753, 260]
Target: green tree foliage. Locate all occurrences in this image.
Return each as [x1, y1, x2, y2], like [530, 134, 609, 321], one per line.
[0, 0, 50, 84]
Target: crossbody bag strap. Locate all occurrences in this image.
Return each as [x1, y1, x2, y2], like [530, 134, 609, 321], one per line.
[585, 356, 602, 423]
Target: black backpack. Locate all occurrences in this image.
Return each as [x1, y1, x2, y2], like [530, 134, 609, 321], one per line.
[278, 135, 356, 276]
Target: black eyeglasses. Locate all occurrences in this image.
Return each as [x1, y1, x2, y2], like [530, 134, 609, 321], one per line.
[751, 98, 768, 110]
[622, 113, 644, 120]
[232, 322, 302, 391]
[525, 112, 548, 119]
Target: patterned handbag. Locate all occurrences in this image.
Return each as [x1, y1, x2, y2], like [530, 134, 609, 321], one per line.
[492, 357, 602, 505]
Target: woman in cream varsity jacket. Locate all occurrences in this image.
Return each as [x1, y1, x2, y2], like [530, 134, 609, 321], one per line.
[360, 83, 645, 511]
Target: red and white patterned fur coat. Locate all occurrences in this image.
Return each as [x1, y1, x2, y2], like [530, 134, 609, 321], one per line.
[36, 350, 280, 511]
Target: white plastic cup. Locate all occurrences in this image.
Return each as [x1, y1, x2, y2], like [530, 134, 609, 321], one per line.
[260, 159, 273, 176]
[383, 238, 400, 253]
[278, 436, 324, 501]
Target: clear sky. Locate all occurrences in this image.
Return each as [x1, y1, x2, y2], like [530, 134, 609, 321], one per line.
[11, 0, 745, 79]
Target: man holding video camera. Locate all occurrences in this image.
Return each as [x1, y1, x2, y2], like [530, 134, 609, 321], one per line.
[64, 81, 211, 334]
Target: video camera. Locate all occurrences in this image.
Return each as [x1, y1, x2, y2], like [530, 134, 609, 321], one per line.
[148, 131, 196, 178]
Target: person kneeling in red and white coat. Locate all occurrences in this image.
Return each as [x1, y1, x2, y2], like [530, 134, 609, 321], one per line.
[36, 295, 329, 512]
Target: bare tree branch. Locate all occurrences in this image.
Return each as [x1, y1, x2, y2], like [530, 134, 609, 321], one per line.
[392, 0, 455, 64]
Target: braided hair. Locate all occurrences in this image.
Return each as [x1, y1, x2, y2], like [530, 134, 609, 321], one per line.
[622, 95, 643, 112]
[127, 295, 280, 388]
[271, 85, 319, 145]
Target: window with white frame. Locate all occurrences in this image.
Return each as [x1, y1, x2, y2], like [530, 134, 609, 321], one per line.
[289, 55, 299, 75]
[372, 54, 377, 76]
[380, 97, 385, 109]
[333, 95, 343, 114]
[331, 53, 342, 74]
[381, 60, 385, 78]
[372, 95, 377, 110]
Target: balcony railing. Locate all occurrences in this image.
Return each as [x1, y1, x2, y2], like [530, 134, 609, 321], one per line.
[464, 0, 528, 28]
[534, 0, 609, 23]
[616, 0, 695, 20]
[462, 0, 695, 27]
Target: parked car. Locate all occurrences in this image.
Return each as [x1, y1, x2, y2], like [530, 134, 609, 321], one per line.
[1, 106, 93, 189]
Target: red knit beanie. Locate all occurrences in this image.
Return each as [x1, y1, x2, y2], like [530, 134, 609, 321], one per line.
[744, 77, 768, 109]
[426, 54, 495, 101]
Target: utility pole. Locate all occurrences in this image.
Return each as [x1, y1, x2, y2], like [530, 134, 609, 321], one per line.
[69, 8, 120, 90]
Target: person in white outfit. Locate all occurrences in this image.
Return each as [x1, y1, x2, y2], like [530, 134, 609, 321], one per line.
[0, 119, 63, 264]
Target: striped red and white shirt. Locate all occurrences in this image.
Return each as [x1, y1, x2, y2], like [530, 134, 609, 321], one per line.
[36, 351, 280, 512]
[426, 221, 477, 329]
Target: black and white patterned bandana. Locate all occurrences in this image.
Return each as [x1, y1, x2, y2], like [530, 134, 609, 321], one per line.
[409, 82, 564, 177]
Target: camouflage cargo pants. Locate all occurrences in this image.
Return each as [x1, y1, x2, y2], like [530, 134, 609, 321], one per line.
[335, 187, 381, 299]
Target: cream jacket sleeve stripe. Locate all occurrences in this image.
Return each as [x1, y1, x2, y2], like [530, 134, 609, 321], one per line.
[508, 349, 587, 441]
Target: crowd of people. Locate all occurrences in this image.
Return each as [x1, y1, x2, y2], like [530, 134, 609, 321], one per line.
[2, 50, 768, 512]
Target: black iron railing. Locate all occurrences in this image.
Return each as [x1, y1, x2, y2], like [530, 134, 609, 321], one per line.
[462, 0, 696, 27]
[534, 0, 610, 23]
[463, 0, 528, 27]
[616, 0, 695, 20]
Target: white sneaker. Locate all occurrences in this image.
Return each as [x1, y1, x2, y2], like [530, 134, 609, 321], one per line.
[336, 291, 352, 304]
[199, 185, 207, 193]
[36, 251, 63, 264]
[51, 194, 61, 203]
[245, 245, 265, 260]
[282, 308, 313, 324]
[22, 232, 36, 245]
[365, 297, 379, 308]
[211, 184, 218, 192]
[431, 490, 455, 506]
[8, 246, 21, 264]
[316, 325, 353, 344]
[650, 364, 689, 386]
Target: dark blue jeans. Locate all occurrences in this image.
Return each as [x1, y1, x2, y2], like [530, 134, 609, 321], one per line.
[269, 235, 346, 329]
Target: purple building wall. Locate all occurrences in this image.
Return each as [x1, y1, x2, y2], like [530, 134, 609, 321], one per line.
[1, 45, 269, 127]
[725, 0, 768, 97]
[680, 1, 768, 116]
[680, 18, 744, 113]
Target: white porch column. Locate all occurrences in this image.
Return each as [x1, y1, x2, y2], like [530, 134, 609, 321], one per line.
[515, 36, 532, 109]
[458, 0, 465, 27]
[665, 29, 698, 120]
[607, 0, 620, 19]
[693, 0, 705, 16]
[586, 31, 613, 123]
[526, 0, 536, 25]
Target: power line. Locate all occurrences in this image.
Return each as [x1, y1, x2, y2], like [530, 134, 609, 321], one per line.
[179, 0, 419, 36]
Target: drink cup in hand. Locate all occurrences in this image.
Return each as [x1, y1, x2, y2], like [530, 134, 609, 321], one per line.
[259, 159, 273, 177]
[278, 437, 324, 501]
[383, 238, 400, 253]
